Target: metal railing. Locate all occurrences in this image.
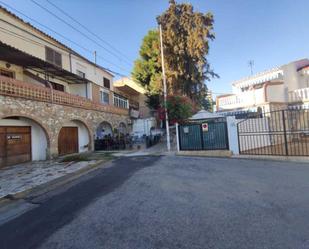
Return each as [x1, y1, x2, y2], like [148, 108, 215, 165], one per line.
[289, 88, 309, 103]
[0, 76, 128, 116]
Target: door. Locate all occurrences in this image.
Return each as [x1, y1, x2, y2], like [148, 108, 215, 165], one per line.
[58, 127, 78, 155]
[179, 124, 203, 150]
[203, 122, 229, 150]
[0, 126, 31, 168]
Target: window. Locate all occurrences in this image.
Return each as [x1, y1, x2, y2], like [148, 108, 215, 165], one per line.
[45, 47, 62, 67]
[76, 70, 86, 78]
[50, 82, 65, 92]
[100, 91, 109, 104]
[0, 68, 14, 78]
[113, 93, 128, 109]
[103, 77, 110, 89]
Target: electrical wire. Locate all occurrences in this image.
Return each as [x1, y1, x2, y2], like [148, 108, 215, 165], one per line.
[30, 0, 132, 68]
[0, 2, 130, 75]
[45, 0, 133, 65]
[0, 22, 127, 77]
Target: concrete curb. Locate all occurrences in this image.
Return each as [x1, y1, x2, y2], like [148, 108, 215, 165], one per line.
[0, 159, 110, 204]
[232, 155, 309, 164]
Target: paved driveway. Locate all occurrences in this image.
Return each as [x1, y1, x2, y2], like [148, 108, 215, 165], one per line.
[1, 156, 309, 249]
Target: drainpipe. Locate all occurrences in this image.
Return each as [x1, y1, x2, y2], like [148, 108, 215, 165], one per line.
[69, 52, 72, 72]
[85, 82, 88, 99]
[45, 70, 53, 103]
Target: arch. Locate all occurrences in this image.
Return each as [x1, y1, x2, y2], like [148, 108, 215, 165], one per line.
[96, 121, 113, 139]
[118, 122, 127, 135]
[58, 119, 93, 154]
[0, 114, 51, 148]
[0, 115, 50, 161]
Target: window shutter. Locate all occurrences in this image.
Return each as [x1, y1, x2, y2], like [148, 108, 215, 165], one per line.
[103, 78, 110, 89]
[54, 51, 62, 67]
[45, 47, 54, 63]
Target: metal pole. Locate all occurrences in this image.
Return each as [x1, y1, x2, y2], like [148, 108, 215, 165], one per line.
[159, 24, 171, 151]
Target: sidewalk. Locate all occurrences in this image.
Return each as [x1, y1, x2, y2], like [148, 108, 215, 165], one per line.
[0, 154, 110, 201]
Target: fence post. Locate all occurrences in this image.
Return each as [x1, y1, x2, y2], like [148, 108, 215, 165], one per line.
[176, 122, 180, 152]
[282, 110, 289, 156]
[226, 116, 239, 155]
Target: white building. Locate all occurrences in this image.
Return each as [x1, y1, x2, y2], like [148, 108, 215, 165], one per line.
[216, 59, 309, 115]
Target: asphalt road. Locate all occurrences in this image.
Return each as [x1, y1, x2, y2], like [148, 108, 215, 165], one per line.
[1, 156, 309, 249]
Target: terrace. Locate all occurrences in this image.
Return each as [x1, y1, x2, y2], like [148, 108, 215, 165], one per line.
[0, 75, 128, 116]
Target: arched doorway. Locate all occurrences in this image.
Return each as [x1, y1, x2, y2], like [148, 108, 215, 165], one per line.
[95, 121, 113, 139]
[95, 121, 113, 151]
[118, 122, 127, 136]
[0, 116, 49, 167]
[58, 120, 90, 156]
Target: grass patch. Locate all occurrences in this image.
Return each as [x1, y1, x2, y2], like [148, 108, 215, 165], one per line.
[60, 152, 115, 162]
[60, 154, 90, 162]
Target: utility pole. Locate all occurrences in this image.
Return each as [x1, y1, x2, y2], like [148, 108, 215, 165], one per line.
[248, 60, 254, 75]
[159, 24, 171, 151]
[94, 51, 97, 64]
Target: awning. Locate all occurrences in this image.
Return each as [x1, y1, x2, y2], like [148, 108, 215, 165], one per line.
[114, 77, 146, 95]
[0, 41, 88, 84]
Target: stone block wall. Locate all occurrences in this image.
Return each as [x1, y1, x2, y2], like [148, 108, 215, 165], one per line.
[0, 96, 129, 158]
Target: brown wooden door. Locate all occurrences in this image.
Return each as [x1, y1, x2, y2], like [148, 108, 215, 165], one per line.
[58, 127, 78, 155]
[0, 126, 31, 168]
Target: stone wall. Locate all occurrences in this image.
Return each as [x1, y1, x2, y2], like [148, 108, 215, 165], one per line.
[0, 95, 130, 158]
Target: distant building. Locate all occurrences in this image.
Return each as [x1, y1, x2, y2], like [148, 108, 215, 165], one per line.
[216, 59, 309, 115]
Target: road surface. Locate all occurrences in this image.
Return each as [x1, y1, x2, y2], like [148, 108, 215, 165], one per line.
[1, 156, 309, 249]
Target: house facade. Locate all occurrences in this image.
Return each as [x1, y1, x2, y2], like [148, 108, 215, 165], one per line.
[113, 77, 157, 136]
[0, 6, 131, 167]
[216, 59, 309, 115]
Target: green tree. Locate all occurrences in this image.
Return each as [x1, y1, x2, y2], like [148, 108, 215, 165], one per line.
[132, 0, 217, 111]
[157, 0, 217, 101]
[132, 30, 162, 95]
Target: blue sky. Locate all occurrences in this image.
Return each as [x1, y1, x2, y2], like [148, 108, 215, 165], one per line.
[1, 0, 309, 96]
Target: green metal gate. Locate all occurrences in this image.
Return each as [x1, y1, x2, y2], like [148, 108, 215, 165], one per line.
[179, 122, 229, 151]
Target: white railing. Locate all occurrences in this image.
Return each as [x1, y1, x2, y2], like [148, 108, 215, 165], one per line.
[217, 92, 256, 111]
[289, 88, 309, 103]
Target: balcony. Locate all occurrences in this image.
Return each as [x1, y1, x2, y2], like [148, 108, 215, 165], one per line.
[0, 76, 128, 116]
[289, 88, 309, 103]
[217, 88, 267, 112]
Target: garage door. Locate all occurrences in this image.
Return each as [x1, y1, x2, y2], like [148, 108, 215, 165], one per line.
[58, 127, 78, 155]
[0, 126, 31, 168]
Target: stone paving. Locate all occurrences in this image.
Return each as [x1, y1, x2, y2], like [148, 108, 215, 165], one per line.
[0, 160, 98, 199]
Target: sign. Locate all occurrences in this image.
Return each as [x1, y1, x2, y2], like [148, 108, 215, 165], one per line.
[7, 135, 22, 140]
[183, 126, 189, 134]
[202, 123, 209, 132]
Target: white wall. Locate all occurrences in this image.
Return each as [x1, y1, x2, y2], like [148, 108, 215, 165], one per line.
[266, 84, 285, 102]
[132, 118, 157, 137]
[0, 118, 48, 161]
[62, 121, 90, 153]
[226, 116, 239, 155]
[70, 83, 88, 98]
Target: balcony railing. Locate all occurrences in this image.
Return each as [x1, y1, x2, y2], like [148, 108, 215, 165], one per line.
[217, 88, 266, 111]
[0, 76, 128, 116]
[289, 88, 309, 103]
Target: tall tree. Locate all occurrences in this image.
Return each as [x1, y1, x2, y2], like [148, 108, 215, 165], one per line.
[132, 30, 162, 94]
[157, 0, 217, 102]
[132, 0, 217, 111]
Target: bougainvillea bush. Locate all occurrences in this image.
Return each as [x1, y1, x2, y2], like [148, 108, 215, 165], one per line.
[158, 95, 197, 125]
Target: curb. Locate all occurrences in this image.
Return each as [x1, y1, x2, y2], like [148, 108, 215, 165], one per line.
[0, 159, 110, 204]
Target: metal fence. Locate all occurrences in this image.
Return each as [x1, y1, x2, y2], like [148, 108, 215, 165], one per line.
[178, 122, 229, 151]
[237, 109, 309, 156]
